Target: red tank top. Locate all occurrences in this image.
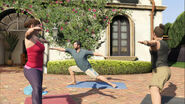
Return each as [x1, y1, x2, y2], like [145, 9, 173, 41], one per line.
[26, 41, 45, 69]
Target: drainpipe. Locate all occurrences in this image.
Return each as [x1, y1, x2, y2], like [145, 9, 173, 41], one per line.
[149, 0, 155, 40]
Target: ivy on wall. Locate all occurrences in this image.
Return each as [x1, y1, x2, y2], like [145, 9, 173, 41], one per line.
[0, 0, 130, 50]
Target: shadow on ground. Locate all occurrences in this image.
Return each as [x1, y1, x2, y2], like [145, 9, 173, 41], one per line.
[42, 84, 117, 104]
[161, 82, 177, 103]
[0, 66, 23, 73]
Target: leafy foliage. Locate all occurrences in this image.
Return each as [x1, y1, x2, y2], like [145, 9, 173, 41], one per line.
[47, 60, 152, 74]
[167, 11, 185, 48]
[0, 0, 130, 50]
[3, 31, 19, 59]
[164, 22, 172, 35]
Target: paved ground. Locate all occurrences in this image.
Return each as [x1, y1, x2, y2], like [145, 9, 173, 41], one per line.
[0, 66, 184, 104]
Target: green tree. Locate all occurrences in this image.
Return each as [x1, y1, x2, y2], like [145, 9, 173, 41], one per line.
[164, 22, 172, 35]
[167, 11, 185, 48]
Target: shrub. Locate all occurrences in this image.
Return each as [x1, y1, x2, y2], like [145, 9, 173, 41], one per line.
[47, 60, 152, 75]
[164, 22, 172, 35]
[167, 11, 185, 48]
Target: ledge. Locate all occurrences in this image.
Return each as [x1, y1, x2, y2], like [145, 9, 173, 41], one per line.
[106, 56, 138, 61]
[106, 3, 166, 11]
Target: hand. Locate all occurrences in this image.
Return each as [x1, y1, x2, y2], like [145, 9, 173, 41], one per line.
[103, 56, 108, 59]
[138, 41, 148, 45]
[39, 38, 50, 43]
[49, 48, 55, 50]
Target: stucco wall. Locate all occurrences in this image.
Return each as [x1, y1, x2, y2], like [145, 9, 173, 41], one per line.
[49, 46, 71, 61]
[132, 10, 151, 61]
[134, 11, 162, 61]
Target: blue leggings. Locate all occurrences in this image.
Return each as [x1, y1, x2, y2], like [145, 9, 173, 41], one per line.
[24, 68, 43, 104]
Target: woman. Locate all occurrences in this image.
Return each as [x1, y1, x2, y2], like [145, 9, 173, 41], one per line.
[138, 24, 171, 104]
[24, 18, 49, 104]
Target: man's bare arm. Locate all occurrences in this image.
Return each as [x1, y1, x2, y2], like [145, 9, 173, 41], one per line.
[93, 52, 108, 59]
[49, 47, 66, 52]
[138, 40, 157, 47]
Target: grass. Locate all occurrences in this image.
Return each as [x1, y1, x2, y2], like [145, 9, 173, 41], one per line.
[168, 62, 185, 68]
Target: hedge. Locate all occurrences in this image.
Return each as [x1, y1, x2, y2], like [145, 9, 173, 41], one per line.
[167, 11, 185, 48]
[47, 60, 152, 75]
[168, 62, 185, 68]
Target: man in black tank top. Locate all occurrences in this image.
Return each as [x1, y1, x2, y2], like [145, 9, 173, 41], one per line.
[138, 24, 171, 104]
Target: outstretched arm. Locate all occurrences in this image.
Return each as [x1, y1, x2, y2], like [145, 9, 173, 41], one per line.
[138, 40, 157, 47]
[93, 52, 108, 59]
[25, 26, 42, 38]
[49, 47, 66, 52]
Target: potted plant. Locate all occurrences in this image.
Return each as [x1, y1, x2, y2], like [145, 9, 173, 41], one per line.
[3, 31, 19, 66]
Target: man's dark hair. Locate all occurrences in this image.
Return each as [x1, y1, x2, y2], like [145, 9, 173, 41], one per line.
[74, 41, 81, 47]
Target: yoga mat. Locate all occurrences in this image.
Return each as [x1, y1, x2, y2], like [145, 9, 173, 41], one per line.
[140, 94, 185, 104]
[24, 94, 76, 104]
[67, 81, 127, 89]
[24, 85, 48, 95]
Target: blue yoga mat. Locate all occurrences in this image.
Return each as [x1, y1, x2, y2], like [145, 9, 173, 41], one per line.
[67, 81, 127, 89]
[24, 85, 48, 95]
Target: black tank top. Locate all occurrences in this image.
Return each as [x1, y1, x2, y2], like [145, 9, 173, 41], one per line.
[150, 40, 169, 69]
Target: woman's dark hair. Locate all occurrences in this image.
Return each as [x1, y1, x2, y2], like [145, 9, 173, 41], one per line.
[24, 18, 40, 28]
[74, 41, 82, 47]
[154, 24, 165, 37]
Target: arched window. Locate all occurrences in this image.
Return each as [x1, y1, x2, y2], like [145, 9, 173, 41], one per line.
[0, 9, 33, 65]
[110, 16, 130, 56]
[0, 9, 32, 32]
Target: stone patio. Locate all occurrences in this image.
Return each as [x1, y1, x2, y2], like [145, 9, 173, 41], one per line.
[0, 66, 184, 104]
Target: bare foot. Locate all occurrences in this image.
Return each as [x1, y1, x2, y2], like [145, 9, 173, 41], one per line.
[42, 86, 47, 91]
[67, 82, 76, 85]
[111, 84, 117, 88]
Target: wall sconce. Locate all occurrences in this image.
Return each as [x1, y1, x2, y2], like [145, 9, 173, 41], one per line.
[52, 25, 58, 41]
